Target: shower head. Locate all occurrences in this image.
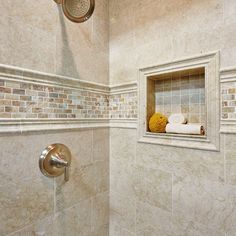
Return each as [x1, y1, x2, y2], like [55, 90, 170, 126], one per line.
[54, 0, 95, 23]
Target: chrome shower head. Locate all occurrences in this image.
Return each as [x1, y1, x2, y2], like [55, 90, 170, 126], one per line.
[54, 0, 95, 23]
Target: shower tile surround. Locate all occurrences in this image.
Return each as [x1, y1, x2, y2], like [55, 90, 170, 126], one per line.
[0, 129, 109, 236]
[109, 1, 236, 236]
[1, 1, 236, 236]
[0, 0, 110, 236]
[1, 58, 236, 236]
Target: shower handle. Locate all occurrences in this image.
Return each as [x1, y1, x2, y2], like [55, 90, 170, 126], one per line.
[39, 144, 71, 182]
[51, 153, 70, 181]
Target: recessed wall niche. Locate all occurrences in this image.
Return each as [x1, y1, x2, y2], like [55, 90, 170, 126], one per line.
[147, 68, 206, 134]
[138, 52, 220, 151]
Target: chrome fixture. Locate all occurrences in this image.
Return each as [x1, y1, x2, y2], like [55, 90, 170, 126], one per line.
[39, 144, 72, 181]
[54, 0, 95, 23]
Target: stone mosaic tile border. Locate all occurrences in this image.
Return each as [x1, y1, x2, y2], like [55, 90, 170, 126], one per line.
[220, 68, 236, 134]
[109, 92, 138, 119]
[1, 63, 236, 135]
[0, 64, 137, 133]
[0, 79, 110, 119]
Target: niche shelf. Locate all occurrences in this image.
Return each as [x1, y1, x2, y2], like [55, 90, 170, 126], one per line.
[138, 52, 220, 151]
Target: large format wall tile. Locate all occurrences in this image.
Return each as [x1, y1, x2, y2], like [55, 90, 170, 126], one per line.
[110, 158, 136, 199]
[55, 2, 109, 84]
[55, 163, 96, 212]
[64, 130, 93, 168]
[91, 192, 109, 234]
[110, 192, 136, 233]
[53, 199, 92, 236]
[0, 129, 109, 236]
[55, 141, 109, 212]
[8, 215, 55, 236]
[110, 128, 137, 162]
[0, 178, 54, 236]
[225, 134, 236, 186]
[110, 224, 135, 236]
[0, 134, 40, 187]
[0, 0, 109, 84]
[8, 194, 109, 236]
[0, 129, 96, 188]
[136, 201, 172, 236]
[2, 0, 57, 33]
[109, 127, 235, 235]
[222, 0, 236, 68]
[93, 128, 109, 162]
[173, 178, 229, 234]
[136, 142, 224, 183]
[133, 165, 172, 212]
[109, 0, 235, 85]
[8, 17, 56, 73]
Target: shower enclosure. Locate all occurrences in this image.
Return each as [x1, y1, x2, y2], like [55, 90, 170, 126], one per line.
[1, 0, 236, 236]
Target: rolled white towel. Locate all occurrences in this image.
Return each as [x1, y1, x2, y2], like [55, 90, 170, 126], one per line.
[168, 113, 187, 124]
[166, 123, 205, 135]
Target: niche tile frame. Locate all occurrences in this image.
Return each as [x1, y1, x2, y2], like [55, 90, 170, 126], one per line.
[138, 52, 220, 151]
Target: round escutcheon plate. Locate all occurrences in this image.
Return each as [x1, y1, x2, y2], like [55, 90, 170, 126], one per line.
[39, 143, 71, 178]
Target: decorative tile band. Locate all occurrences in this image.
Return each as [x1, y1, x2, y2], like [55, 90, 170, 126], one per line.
[220, 68, 236, 133]
[2, 63, 236, 134]
[0, 79, 109, 119]
[109, 92, 138, 119]
[221, 82, 236, 120]
[0, 78, 138, 120]
[0, 64, 138, 132]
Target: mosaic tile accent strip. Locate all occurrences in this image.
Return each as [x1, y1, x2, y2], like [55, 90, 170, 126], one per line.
[109, 92, 138, 119]
[0, 64, 139, 122]
[0, 79, 138, 120]
[0, 79, 109, 119]
[221, 82, 236, 119]
[155, 73, 206, 125]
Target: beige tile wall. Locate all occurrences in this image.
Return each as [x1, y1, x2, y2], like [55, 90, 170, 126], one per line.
[109, 0, 236, 235]
[109, 0, 236, 85]
[1, 0, 236, 236]
[110, 128, 236, 236]
[0, 0, 109, 85]
[0, 129, 109, 236]
[0, 1, 109, 236]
